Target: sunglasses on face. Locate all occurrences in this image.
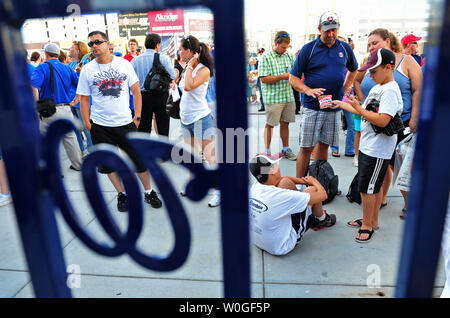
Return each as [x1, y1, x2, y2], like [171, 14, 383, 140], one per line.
[88, 39, 107, 47]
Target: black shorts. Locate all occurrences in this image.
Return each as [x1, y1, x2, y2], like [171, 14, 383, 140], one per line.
[291, 210, 315, 242]
[358, 151, 390, 194]
[390, 119, 411, 166]
[90, 121, 147, 174]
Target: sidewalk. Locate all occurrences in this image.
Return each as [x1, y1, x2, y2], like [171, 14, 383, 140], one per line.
[0, 105, 446, 298]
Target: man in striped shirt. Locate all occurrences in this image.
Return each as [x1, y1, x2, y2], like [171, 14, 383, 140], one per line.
[259, 31, 297, 160]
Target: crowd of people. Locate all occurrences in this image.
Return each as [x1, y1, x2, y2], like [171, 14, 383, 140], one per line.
[2, 31, 219, 211]
[248, 10, 449, 296]
[0, 9, 448, 297]
[248, 10, 427, 251]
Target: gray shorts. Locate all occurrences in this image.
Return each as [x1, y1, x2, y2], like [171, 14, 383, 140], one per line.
[299, 108, 340, 148]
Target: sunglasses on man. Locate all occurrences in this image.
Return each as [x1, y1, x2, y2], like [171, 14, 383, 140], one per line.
[88, 39, 107, 47]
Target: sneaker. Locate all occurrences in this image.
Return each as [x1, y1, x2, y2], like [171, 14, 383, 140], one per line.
[145, 190, 162, 209]
[353, 156, 358, 167]
[257, 107, 265, 112]
[208, 190, 220, 207]
[311, 211, 336, 231]
[69, 165, 81, 171]
[282, 148, 297, 161]
[0, 193, 12, 207]
[117, 192, 128, 212]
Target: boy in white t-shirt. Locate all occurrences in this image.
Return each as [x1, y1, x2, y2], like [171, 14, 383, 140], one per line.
[249, 154, 336, 255]
[331, 48, 403, 243]
[76, 31, 163, 212]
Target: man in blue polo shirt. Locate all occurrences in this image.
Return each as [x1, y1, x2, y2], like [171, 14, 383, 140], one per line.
[289, 11, 358, 177]
[31, 43, 82, 171]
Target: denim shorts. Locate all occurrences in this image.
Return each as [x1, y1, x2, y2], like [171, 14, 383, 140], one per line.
[354, 118, 361, 132]
[181, 113, 216, 140]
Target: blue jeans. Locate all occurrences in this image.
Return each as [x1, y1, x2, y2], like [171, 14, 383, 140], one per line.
[331, 109, 355, 155]
[71, 107, 93, 152]
[257, 78, 264, 108]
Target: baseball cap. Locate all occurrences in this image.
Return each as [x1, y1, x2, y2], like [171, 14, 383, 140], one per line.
[319, 11, 340, 31]
[43, 43, 60, 55]
[359, 48, 396, 72]
[249, 154, 282, 183]
[401, 34, 422, 46]
[113, 46, 123, 56]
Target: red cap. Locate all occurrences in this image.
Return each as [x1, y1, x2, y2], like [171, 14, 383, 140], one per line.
[401, 34, 422, 46]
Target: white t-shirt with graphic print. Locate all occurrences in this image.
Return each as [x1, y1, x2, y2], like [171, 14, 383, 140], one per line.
[76, 56, 139, 127]
[360, 80, 403, 160]
[249, 182, 311, 256]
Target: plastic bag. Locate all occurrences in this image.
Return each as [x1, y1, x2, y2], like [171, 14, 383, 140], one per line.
[392, 133, 415, 191]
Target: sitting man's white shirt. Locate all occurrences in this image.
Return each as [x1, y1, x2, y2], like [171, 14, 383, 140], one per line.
[249, 182, 311, 255]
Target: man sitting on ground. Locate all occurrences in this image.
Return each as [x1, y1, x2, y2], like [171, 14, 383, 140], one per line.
[249, 154, 336, 255]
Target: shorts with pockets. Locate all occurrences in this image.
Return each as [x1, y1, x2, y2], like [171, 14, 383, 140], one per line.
[265, 101, 295, 127]
[90, 121, 147, 174]
[358, 151, 390, 194]
[291, 207, 315, 243]
[299, 108, 340, 148]
[181, 113, 216, 140]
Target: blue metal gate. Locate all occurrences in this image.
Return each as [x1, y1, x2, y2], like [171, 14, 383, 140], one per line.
[0, 0, 447, 298]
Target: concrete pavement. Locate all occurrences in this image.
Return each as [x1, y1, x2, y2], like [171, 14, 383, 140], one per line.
[0, 104, 446, 298]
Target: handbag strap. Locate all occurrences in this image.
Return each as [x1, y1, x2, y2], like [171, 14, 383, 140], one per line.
[40, 61, 55, 100]
[153, 53, 161, 67]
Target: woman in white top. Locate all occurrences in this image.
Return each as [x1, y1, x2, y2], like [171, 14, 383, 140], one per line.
[179, 35, 219, 207]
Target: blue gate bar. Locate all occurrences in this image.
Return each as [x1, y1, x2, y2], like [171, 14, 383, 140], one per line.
[395, 0, 450, 297]
[213, 0, 250, 297]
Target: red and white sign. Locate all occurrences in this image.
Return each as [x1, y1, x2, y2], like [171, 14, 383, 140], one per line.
[189, 19, 214, 32]
[148, 10, 185, 34]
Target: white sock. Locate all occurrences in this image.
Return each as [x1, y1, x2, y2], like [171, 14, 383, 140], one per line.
[317, 210, 326, 221]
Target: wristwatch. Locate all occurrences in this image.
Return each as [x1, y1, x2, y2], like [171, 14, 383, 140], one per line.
[133, 116, 141, 121]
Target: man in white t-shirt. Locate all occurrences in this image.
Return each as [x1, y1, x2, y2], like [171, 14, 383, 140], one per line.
[331, 48, 403, 243]
[77, 30, 163, 212]
[249, 154, 336, 255]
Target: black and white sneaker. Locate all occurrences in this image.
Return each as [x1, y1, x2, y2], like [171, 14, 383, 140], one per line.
[117, 192, 128, 212]
[311, 211, 336, 231]
[145, 190, 163, 209]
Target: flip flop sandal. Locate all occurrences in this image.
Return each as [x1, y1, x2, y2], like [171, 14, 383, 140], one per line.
[380, 202, 387, 208]
[332, 151, 340, 157]
[347, 219, 363, 228]
[355, 229, 375, 243]
[347, 219, 379, 230]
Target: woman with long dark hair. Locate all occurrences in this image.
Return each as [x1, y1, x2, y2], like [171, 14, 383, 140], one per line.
[178, 35, 219, 207]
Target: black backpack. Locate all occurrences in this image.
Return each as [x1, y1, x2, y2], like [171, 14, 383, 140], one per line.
[308, 159, 339, 205]
[144, 53, 172, 94]
[346, 172, 361, 204]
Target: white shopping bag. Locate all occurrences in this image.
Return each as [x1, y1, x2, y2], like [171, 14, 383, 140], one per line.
[170, 84, 180, 102]
[393, 133, 416, 191]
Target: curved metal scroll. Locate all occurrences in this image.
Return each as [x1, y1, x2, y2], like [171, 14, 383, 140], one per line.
[41, 118, 217, 271]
